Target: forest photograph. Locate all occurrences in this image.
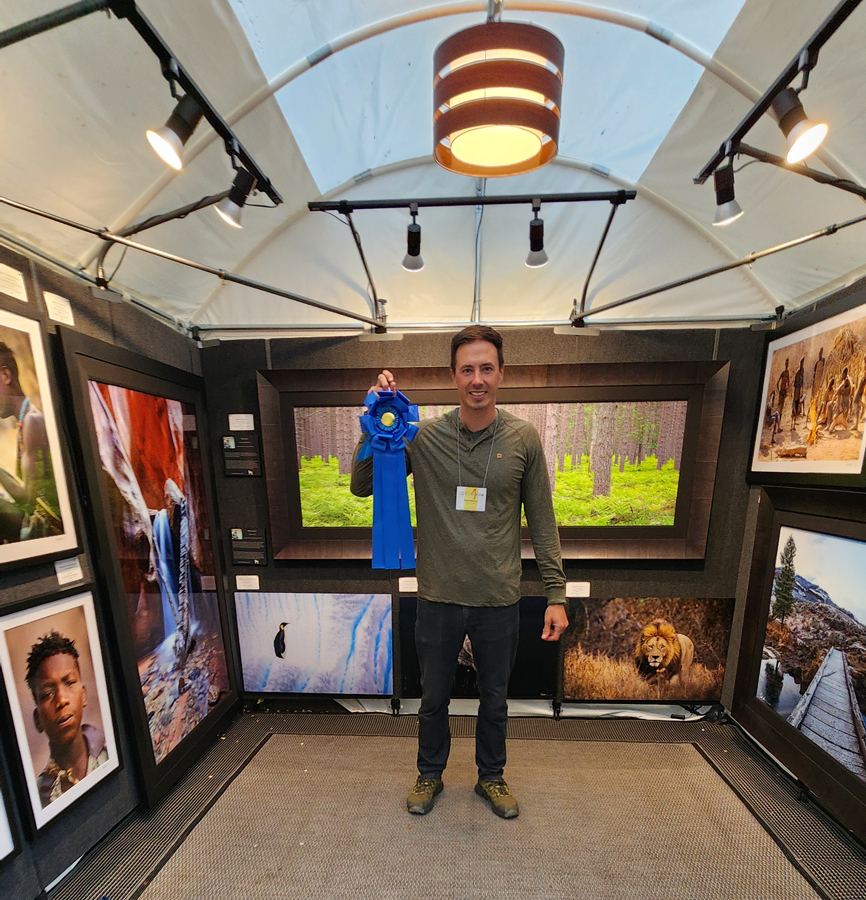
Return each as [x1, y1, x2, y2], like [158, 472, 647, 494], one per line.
[293, 399, 688, 529]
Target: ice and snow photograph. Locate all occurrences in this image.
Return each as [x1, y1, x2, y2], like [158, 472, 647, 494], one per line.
[234, 592, 393, 695]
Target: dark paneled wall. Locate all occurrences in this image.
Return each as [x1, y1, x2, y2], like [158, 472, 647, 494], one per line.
[0, 245, 200, 900]
[202, 324, 765, 606]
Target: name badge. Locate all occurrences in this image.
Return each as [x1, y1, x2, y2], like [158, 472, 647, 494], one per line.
[456, 486, 487, 512]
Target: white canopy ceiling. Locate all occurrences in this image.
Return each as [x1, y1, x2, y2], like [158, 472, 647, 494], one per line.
[1, 0, 864, 336]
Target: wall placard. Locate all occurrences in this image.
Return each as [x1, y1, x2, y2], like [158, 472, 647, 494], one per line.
[230, 527, 267, 566]
[222, 434, 262, 477]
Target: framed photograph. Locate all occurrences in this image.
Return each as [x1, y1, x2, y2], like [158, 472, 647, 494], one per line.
[399, 595, 559, 699]
[561, 597, 734, 703]
[0, 306, 77, 566]
[733, 487, 866, 843]
[235, 592, 393, 696]
[749, 301, 866, 486]
[258, 361, 728, 560]
[58, 329, 238, 806]
[0, 591, 119, 831]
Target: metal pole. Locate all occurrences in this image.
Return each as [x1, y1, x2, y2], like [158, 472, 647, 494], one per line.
[572, 210, 866, 324]
[0, 194, 382, 329]
[579, 201, 620, 316]
[345, 212, 384, 329]
[0, 0, 109, 50]
[737, 143, 866, 201]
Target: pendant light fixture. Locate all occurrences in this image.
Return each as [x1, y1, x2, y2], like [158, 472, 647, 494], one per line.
[712, 163, 743, 227]
[433, 21, 564, 177]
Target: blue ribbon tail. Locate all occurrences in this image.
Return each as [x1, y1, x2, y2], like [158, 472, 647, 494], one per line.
[373, 450, 402, 568]
[396, 466, 416, 569]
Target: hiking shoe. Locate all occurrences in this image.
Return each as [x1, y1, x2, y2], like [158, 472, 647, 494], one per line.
[475, 778, 519, 819]
[407, 775, 443, 815]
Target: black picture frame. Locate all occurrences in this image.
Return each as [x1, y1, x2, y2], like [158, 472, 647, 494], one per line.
[0, 734, 20, 866]
[0, 588, 121, 832]
[732, 486, 866, 843]
[748, 298, 866, 488]
[57, 329, 239, 807]
[258, 361, 728, 561]
[0, 300, 79, 568]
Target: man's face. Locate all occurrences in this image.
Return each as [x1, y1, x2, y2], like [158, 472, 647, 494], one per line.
[32, 653, 87, 748]
[451, 340, 504, 416]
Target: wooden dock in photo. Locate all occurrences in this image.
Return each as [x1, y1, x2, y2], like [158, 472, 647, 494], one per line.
[788, 647, 866, 779]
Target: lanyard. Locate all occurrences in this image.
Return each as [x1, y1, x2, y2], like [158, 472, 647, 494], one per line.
[456, 410, 498, 488]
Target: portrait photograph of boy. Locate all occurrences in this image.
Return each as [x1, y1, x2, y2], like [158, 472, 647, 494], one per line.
[0, 592, 118, 829]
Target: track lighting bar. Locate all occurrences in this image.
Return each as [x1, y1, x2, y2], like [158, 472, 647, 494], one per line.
[694, 0, 862, 185]
[310, 191, 634, 213]
[0, 1, 282, 205]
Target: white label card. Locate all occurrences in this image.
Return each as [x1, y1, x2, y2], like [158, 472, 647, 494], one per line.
[236, 574, 260, 590]
[228, 413, 255, 431]
[55, 557, 84, 585]
[456, 486, 486, 512]
[44, 292, 75, 325]
[565, 581, 591, 598]
[0, 264, 27, 302]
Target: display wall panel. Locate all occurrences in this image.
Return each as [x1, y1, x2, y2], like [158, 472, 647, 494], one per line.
[58, 329, 239, 807]
[733, 487, 866, 844]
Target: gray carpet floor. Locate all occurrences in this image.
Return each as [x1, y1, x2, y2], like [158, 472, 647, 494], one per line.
[138, 733, 822, 900]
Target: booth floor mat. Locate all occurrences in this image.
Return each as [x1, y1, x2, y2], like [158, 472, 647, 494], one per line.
[48, 713, 866, 900]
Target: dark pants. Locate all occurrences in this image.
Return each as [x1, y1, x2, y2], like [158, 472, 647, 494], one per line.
[415, 598, 520, 781]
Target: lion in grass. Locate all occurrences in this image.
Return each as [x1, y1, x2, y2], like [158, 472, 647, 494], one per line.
[635, 619, 695, 686]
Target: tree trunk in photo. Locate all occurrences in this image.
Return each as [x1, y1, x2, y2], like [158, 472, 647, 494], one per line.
[337, 406, 359, 475]
[657, 401, 673, 469]
[571, 403, 585, 470]
[543, 404, 559, 493]
[673, 400, 687, 470]
[590, 402, 615, 496]
[557, 403, 569, 474]
[293, 409, 306, 470]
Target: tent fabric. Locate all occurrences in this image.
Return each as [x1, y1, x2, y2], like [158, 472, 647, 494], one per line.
[0, 0, 863, 334]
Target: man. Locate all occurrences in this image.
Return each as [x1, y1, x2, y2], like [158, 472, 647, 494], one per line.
[25, 631, 108, 807]
[792, 357, 805, 423]
[776, 358, 791, 429]
[764, 390, 781, 443]
[811, 347, 825, 405]
[825, 366, 853, 433]
[0, 341, 61, 542]
[351, 325, 567, 819]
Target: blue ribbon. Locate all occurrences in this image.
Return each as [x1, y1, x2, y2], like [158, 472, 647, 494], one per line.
[358, 390, 419, 569]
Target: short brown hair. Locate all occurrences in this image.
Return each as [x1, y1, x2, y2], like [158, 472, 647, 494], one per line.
[450, 325, 504, 371]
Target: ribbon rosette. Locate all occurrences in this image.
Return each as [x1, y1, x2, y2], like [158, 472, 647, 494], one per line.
[358, 390, 419, 569]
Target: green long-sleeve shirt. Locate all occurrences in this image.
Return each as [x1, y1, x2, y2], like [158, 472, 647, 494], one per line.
[351, 407, 566, 607]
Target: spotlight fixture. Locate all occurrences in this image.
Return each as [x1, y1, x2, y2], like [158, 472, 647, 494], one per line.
[771, 87, 828, 164]
[401, 204, 424, 271]
[215, 168, 257, 228]
[525, 201, 548, 267]
[433, 21, 564, 177]
[712, 164, 743, 227]
[146, 94, 204, 170]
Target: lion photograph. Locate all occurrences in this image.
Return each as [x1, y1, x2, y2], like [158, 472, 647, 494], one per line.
[562, 597, 733, 702]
